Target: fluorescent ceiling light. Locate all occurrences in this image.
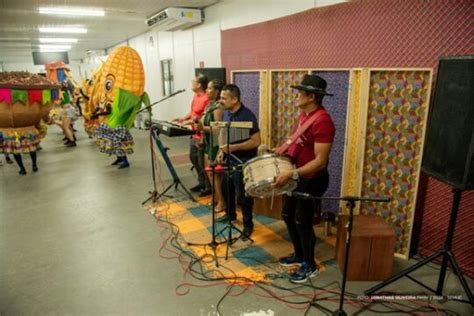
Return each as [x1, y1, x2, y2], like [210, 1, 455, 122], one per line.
[39, 27, 87, 34]
[39, 38, 78, 43]
[39, 7, 105, 17]
[39, 44, 72, 50]
[39, 49, 67, 53]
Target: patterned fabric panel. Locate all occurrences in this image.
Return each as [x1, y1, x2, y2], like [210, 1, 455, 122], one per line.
[270, 70, 307, 149]
[341, 70, 362, 200]
[233, 72, 260, 119]
[259, 71, 271, 146]
[313, 71, 350, 213]
[360, 70, 431, 257]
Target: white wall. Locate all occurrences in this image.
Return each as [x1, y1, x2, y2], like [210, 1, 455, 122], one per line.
[142, 0, 334, 121]
[2, 61, 83, 82]
[218, 0, 314, 30]
[77, 55, 107, 80]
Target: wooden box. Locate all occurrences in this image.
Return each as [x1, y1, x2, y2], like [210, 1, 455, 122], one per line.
[252, 195, 283, 220]
[335, 214, 396, 281]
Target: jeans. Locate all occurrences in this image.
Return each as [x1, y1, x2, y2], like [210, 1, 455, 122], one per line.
[221, 168, 254, 228]
[282, 171, 329, 268]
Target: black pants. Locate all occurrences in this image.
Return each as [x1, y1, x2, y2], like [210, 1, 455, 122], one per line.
[282, 171, 329, 268]
[189, 138, 209, 189]
[221, 168, 253, 228]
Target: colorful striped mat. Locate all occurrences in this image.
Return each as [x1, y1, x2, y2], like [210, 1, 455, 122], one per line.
[148, 195, 337, 283]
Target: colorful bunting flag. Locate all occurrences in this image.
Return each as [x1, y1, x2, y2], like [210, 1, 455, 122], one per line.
[12, 89, 27, 104]
[28, 90, 43, 105]
[42, 90, 51, 104]
[51, 89, 59, 100]
[57, 69, 67, 82]
[0, 88, 12, 105]
[48, 70, 58, 83]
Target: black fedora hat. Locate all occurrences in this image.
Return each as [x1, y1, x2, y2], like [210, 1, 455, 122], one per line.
[291, 74, 333, 96]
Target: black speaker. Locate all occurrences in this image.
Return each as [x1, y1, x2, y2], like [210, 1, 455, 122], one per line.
[195, 68, 226, 84]
[422, 56, 474, 190]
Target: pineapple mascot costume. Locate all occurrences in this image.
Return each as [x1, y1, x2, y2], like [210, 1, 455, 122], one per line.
[94, 46, 149, 168]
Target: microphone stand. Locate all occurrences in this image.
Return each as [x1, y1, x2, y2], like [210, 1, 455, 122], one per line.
[288, 191, 390, 316]
[187, 124, 226, 267]
[137, 89, 185, 114]
[141, 89, 186, 205]
[217, 121, 254, 260]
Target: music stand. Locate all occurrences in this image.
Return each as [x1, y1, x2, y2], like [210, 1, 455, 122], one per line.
[288, 191, 389, 316]
[186, 124, 226, 266]
[365, 187, 474, 306]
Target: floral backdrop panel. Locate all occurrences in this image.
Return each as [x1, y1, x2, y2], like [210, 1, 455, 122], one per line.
[233, 72, 260, 119]
[313, 71, 350, 214]
[360, 70, 431, 258]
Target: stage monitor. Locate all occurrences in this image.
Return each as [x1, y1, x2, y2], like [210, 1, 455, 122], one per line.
[195, 68, 226, 84]
[32, 51, 69, 65]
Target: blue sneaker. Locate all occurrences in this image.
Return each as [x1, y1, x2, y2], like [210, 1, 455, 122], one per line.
[289, 262, 319, 283]
[118, 161, 130, 169]
[278, 254, 303, 267]
[118, 157, 129, 169]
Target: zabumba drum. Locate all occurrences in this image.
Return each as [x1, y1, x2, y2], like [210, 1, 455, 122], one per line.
[243, 154, 297, 198]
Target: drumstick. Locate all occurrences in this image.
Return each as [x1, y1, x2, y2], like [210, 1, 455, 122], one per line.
[270, 189, 275, 210]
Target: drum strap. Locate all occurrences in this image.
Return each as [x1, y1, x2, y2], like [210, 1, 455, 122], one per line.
[274, 110, 324, 155]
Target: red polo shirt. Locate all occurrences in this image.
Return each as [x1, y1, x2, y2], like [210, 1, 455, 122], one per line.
[190, 91, 209, 140]
[287, 107, 335, 178]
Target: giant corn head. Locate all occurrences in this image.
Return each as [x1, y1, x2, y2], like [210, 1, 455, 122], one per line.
[97, 46, 149, 128]
[82, 62, 104, 119]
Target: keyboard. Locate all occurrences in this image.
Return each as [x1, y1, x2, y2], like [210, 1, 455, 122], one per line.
[151, 120, 195, 137]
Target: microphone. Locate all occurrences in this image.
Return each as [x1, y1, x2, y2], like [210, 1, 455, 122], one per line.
[339, 195, 390, 203]
[173, 88, 185, 94]
[358, 196, 391, 203]
[286, 191, 313, 199]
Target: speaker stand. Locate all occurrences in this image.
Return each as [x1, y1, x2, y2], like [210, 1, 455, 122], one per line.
[365, 188, 474, 306]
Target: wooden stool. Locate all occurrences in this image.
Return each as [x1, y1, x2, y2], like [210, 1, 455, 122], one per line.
[335, 214, 396, 281]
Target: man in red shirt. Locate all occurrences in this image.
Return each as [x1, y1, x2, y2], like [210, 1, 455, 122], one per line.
[273, 74, 335, 283]
[174, 74, 210, 195]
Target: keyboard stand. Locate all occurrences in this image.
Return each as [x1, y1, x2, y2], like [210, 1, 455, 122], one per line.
[142, 126, 195, 204]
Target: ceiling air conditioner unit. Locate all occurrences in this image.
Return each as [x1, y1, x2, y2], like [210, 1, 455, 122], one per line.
[145, 8, 203, 31]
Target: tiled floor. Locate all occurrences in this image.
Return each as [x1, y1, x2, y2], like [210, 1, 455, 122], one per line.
[1, 122, 472, 315]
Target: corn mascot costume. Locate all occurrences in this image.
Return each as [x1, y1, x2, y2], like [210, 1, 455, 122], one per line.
[94, 46, 149, 168]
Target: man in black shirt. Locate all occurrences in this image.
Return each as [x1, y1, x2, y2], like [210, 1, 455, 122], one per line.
[216, 84, 260, 238]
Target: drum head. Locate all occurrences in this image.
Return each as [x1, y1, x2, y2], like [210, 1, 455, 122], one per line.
[245, 178, 297, 198]
[243, 153, 291, 169]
